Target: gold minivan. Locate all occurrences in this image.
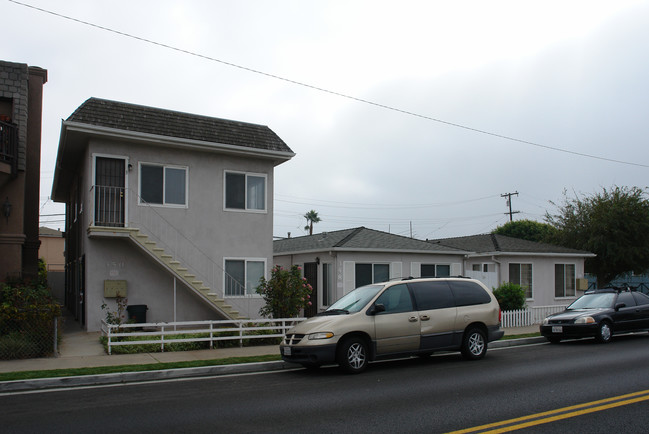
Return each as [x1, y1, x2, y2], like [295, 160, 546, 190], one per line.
[280, 277, 504, 373]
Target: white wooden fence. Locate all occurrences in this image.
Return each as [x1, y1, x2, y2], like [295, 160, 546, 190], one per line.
[101, 318, 306, 355]
[501, 305, 567, 328]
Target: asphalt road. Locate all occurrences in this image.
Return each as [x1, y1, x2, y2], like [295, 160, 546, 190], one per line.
[3, 334, 649, 433]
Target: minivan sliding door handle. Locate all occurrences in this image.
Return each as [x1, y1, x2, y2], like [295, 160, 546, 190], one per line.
[420, 315, 430, 321]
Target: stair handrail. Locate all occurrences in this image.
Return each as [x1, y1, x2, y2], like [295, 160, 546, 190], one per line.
[124, 187, 254, 317]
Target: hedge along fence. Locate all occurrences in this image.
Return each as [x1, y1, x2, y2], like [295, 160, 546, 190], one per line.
[0, 313, 62, 360]
[101, 318, 305, 355]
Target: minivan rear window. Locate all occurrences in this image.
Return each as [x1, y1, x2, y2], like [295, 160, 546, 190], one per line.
[449, 281, 491, 306]
[408, 281, 455, 310]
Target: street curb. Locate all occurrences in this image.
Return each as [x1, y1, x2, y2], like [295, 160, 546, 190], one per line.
[0, 337, 545, 393]
[492, 336, 546, 348]
[0, 360, 301, 393]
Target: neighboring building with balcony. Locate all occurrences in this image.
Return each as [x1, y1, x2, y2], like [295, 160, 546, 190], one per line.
[51, 98, 294, 331]
[0, 60, 48, 282]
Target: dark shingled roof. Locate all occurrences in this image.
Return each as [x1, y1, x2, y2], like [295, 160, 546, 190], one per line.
[67, 98, 293, 154]
[274, 227, 465, 254]
[430, 233, 593, 255]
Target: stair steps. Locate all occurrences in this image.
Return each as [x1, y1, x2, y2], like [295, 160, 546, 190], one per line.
[127, 229, 244, 320]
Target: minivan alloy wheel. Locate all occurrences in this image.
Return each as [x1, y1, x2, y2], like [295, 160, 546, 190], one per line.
[337, 337, 368, 373]
[461, 328, 487, 360]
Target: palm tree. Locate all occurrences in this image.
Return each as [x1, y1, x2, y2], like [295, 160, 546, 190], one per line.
[304, 210, 321, 235]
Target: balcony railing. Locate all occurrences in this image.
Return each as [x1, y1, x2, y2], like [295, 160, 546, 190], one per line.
[0, 120, 18, 174]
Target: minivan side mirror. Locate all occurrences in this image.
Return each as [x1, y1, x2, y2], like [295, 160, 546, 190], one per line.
[370, 304, 386, 315]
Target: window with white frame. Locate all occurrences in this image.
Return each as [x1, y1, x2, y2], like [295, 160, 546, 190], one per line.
[323, 263, 334, 306]
[555, 264, 576, 297]
[224, 259, 265, 296]
[509, 263, 533, 298]
[421, 264, 451, 278]
[224, 171, 266, 211]
[472, 263, 495, 272]
[355, 263, 389, 287]
[140, 163, 187, 206]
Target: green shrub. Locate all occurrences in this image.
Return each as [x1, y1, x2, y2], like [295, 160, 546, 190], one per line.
[493, 282, 527, 311]
[256, 265, 313, 318]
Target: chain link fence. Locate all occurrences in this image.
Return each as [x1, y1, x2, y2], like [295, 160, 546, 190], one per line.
[0, 314, 62, 360]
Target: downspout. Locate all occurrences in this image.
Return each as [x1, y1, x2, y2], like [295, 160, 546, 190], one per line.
[492, 255, 502, 286]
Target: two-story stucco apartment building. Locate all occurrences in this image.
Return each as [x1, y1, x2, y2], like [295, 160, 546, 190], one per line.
[52, 98, 294, 331]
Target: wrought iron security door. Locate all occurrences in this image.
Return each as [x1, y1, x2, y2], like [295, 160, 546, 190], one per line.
[94, 157, 125, 227]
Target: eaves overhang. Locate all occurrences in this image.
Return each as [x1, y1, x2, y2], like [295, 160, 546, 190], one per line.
[51, 120, 295, 202]
[63, 121, 296, 160]
[465, 251, 596, 258]
[274, 247, 469, 256]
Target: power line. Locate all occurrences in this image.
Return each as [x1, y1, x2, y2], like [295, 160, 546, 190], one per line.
[10, 0, 649, 169]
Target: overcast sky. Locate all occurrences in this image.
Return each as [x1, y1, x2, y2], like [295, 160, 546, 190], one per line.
[5, 0, 649, 239]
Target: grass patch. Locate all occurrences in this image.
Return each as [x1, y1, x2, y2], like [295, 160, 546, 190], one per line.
[0, 354, 282, 382]
[503, 332, 541, 339]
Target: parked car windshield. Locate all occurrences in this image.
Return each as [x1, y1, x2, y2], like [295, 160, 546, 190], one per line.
[568, 293, 616, 310]
[326, 284, 384, 313]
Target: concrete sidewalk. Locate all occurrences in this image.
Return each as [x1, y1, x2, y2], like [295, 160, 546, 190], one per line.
[0, 317, 540, 374]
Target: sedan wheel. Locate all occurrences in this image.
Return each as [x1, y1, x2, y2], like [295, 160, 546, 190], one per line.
[596, 321, 612, 343]
[337, 337, 368, 374]
[461, 328, 487, 360]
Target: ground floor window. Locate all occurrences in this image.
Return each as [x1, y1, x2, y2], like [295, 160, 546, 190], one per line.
[421, 264, 451, 278]
[224, 259, 265, 296]
[509, 263, 533, 298]
[555, 264, 576, 297]
[355, 263, 390, 287]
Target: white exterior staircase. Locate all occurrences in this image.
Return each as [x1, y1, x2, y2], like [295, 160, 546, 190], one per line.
[89, 226, 244, 320]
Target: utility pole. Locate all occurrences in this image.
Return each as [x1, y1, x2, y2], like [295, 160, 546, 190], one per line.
[501, 191, 520, 222]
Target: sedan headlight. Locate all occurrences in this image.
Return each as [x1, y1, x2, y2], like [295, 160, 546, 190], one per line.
[543, 318, 549, 325]
[575, 316, 596, 324]
[308, 332, 334, 340]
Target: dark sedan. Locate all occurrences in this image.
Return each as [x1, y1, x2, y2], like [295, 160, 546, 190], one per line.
[540, 289, 649, 343]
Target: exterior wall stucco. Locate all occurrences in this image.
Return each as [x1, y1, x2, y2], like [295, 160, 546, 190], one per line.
[274, 250, 467, 312]
[85, 237, 219, 332]
[73, 136, 276, 330]
[275, 250, 589, 313]
[497, 255, 586, 307]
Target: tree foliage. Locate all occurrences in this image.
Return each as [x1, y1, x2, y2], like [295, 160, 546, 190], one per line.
[492, 219, 557, 243]
[546, 186, 649, 287]
[492, 282, 526, 311]
[256, 265, 313, 318]
[303, 210, 321, 235]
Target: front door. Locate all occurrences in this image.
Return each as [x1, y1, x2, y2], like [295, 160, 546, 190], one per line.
[94, 156, 126, 227]
[303, 262, 318, 317]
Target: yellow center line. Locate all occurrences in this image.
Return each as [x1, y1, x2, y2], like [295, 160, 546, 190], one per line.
[447, 389, 649, 434]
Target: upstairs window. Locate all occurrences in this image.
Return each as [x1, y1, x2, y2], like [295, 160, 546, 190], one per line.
[140, 163, 187, 206]
[225, 172, 266, 211]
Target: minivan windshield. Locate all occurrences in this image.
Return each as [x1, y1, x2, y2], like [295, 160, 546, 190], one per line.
[568, 293, 616, 310]
[325, 284, 384, 314]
